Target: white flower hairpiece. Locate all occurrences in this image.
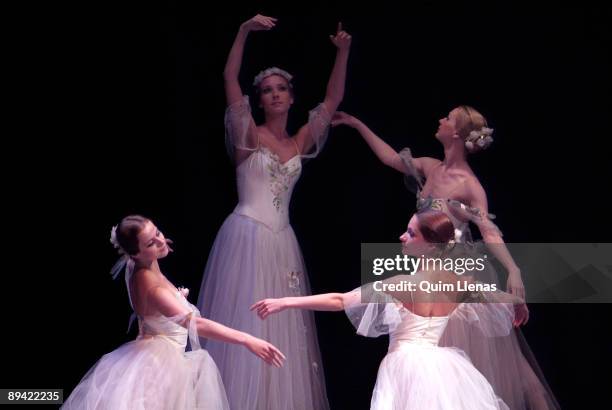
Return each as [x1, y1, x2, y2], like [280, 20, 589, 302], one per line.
[110, 224, 133, 280]
[465, 127, 494, 152]
[253, 67, 293, 87]
[454, 228, 463, 243]
[110, 225, 125, 255]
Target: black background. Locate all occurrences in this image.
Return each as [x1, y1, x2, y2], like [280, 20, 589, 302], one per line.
[5, 1, 611, 409]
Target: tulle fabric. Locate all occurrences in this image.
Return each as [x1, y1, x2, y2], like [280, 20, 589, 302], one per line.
[344, 285, 515, 339]
[224, 96, 330, 161]
[301, 102, 331, 159]
[398, 147, 425, 194]
[372, 343, 508, 410]
[398, 146, 560, 409]
[224, 96, 259, 159]
[441, 310, 560, 409]
[202, 94, 331, 409]
[344, 287, 510, 410]
[197, 213, 329, 410]
[63, 294, 229, 410]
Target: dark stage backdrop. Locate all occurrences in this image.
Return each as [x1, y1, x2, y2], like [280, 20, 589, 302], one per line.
[6, 2, 611, 409]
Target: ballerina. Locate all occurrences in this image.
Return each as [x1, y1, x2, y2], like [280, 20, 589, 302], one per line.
[331, 108, 525, 298]
[252, 210, 529, 410]
[63, 215, 284, 409]
[197, 14, 351, 410]
[331, 108, 560, 409]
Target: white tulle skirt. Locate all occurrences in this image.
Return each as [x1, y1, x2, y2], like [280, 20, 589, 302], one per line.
[371, 343, 508, 410]
[62, 336, 229, 410]
[197, 212, 329, 410]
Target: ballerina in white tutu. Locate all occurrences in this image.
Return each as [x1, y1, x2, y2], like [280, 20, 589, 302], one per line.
[197, 14, 351, 410]
[252, 210, 527, 410]
[331, 108, 560, 409]
[63, 215, 285, 410]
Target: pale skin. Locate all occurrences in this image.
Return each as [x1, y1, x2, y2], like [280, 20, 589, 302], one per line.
[223, 14, 351, 165]
[331, 109, 527, 301]
[127, 220, 286, 367]
[252, 214, 528, 327]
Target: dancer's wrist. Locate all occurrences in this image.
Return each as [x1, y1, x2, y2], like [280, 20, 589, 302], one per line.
[239, 332, 253, 346]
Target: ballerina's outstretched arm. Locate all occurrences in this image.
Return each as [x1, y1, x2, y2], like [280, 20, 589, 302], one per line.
[331, 111, 440, 177]
[139, 272, 285, 367]
[250, 293, 348, 319]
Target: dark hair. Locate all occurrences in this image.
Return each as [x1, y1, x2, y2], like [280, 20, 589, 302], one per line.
[416, 211, 455, 245]
[115, 215, 150, 256]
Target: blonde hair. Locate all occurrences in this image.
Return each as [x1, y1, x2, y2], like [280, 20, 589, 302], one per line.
[455, 106, 491, 154]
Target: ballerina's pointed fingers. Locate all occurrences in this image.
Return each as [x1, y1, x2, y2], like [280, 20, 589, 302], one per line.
[265, 347, 282, 368]
[250, 301, 262, 311]
[272, 346, 286, 361]
[264, 348, 278, 367]
[269, 346, 285, 367]
[273, 353, 284, 368]
[262, 352, 274, 366]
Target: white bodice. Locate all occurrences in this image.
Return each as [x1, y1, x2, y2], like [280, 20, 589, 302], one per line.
[137, 291, 197, 349]
[233, 147, 302, 232]
[388, 307, 451, 352]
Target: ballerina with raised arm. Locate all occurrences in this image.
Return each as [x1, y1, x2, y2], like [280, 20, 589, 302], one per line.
[331, 108, 524, 298]
[197, 14, 351, 410]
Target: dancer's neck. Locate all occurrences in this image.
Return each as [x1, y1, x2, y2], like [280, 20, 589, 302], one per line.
[135, 259, 161, 274]
[442, 142, 468, 169]
[263, 116, 289, 140]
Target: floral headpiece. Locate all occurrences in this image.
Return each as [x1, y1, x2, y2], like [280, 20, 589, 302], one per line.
[109, 225, 134, 280]
[253, 67, 293, 88]
[465, 127, 494, 152]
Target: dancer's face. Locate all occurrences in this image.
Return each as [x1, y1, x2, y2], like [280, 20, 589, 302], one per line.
[399, 215, 433, 256]
[258, 75, 293, 114]
[435, 108, 461, 142]
[135, 221, 170, 262]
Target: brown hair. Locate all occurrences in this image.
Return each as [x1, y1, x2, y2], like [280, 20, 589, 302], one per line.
[416, 210, 455, 245]
[115, 215, 149, 256]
